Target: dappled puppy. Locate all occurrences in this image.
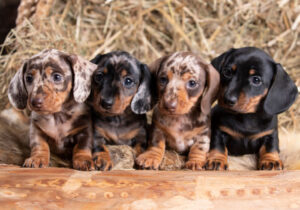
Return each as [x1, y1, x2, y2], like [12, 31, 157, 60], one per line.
[8, 49, 97, 170]
[136, 52, 220, 170]
[207, 47, 298, 170]
[90, 51, 152, 171]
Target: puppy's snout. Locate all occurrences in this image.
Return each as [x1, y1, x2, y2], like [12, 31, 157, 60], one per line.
[31, 97, 43, 108]
[164, 99, 177, 112]
[101, 98, 114, 109]
[224, 94, 238, 106]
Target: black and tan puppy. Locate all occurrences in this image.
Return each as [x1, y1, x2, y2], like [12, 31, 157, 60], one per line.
[89, 51, 152, 171]
[206, 47, 298, 170]
[136, 52, 220, 170]
[8, 49, 97, 170]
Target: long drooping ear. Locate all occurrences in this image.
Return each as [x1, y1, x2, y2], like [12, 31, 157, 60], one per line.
[131, 63, 152, 114]
[211, 48, 235, 71]
[66, 55, 98, 103]
[201, 64, 220, 115]
[263, 64, 298, 115]
[8, 61, 28, 110]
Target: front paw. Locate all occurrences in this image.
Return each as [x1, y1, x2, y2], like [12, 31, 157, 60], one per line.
[73, 156, 94, 171]
[23, 156, 49, 168]
[259, 158, 283, 170]
[93, 152, 113, 171]
[185, 159, 206, 171]
[136, 151, 163, 170]
[205, 158, 228, 170]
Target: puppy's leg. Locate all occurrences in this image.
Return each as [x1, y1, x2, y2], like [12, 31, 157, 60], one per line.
[92, 129, 113, 171]
[258, 131, 283, 170]
[23, 124, 50, 168]
[186, 134, 210, 170]
[206, 129, 229, 170]
[136, 126, 165, 170]
[72, 126, 94, 171]
[132, 126, 148, 157]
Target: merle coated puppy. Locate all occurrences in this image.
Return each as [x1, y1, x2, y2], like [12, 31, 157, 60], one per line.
[206, 47, 298, 170]
[89, 51, 152, 171]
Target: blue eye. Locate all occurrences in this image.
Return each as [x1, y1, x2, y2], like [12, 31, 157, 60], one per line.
[25, 74, 34, 83]
[94, 72, 103, 83]
[124, 77, 133, 87]
[52, 73, 63, 82]
[187, 80, 197, 88]
[251, 76, 262, 86]
[159, 76, 168, 85]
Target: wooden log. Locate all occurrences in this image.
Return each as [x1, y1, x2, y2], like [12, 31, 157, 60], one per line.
[0, 165, 300, 209]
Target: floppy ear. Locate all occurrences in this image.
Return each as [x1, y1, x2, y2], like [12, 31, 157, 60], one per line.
[211, 48, 235, 71]
[201, 64, 220, 115]
[131, 63, 152, 114]
[8, 61, 28, 110]
[263, 64, 298, 115]
[66, 55, 98, 103]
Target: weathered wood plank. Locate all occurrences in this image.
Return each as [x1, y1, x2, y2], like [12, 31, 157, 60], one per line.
[0, 165, 300, 209]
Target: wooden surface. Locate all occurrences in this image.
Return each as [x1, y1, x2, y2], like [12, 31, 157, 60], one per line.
[0, 165, 300, 209]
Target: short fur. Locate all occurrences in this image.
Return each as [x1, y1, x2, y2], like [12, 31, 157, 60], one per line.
[207, 47, 298, 170]
[89, 51, 152, 171]
[7, 49, 98, 170]
[136, 52, 220, 170]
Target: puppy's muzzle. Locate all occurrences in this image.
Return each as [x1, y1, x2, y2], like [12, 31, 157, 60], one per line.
[101, 98, 113, 110]
[163, 99, 177, 112]
[224, 93, 238, 106]
[31, 97, 44, 109]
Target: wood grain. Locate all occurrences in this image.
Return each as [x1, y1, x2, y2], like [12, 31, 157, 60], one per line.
[0, 165, 300, 209]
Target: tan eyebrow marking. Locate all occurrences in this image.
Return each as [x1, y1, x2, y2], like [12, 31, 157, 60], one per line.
[232, 64, 237, 71]
[249, 69, 256, 75]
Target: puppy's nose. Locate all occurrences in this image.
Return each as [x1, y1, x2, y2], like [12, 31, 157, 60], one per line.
[224, 94, 238, 106]
[101, 98, 113, 109]
[164, 100, 177, 111]
[31, 98, 43, 108]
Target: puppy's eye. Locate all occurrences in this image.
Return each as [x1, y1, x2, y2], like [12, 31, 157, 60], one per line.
[187, 80, 197, 89]
[124, 77, 134, 87]
[222, 67, 233, 79]
[250, 76, 262, 86]
[159, 76, 168, 86]
[94, 72, 104, 83]
[52, 73, 63, 82]
[25, 74, 34, 84]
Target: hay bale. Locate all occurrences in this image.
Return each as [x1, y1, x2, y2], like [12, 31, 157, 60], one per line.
[0, 0, 299, 130]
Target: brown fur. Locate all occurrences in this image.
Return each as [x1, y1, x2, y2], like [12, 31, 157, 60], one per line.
[219, 89, 268, 113]
[219, 126, 244, 139]
[206, 148, 228, 170]
[136, 52, 219, 170]
[7, 49, 98, 171]
[258, 145, 283, 170]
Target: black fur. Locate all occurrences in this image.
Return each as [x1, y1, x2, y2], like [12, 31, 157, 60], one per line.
[208, 47, 298, 170]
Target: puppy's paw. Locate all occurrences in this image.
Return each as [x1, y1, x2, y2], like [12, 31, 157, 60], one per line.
[73, 156, 94, 171]
[185, 159, 206, 170]
[23, 156, 49, 168]
[259, 158, 283, 170]
[136, 151, 163, 170]
[205, 158, 228, 170]
[93, 152, 113, 171]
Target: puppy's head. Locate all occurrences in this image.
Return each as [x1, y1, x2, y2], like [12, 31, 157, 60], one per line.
[8, 49, 97, 114]
[90, 51, 152, 115]
[212, 47, 298, 115]
[150, 52, 220, 115]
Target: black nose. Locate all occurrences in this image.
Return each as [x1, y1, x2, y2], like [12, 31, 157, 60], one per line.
[101, 98, 113, 109]
[224, 94, 238, 106]
[31, 97, 43, 108]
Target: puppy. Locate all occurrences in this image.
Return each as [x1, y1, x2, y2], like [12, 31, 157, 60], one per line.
[206, 47, 298, 170]
[8, 49, 98, 170]
[136, 52, 220, 170]
[89, 51, 152, 171]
